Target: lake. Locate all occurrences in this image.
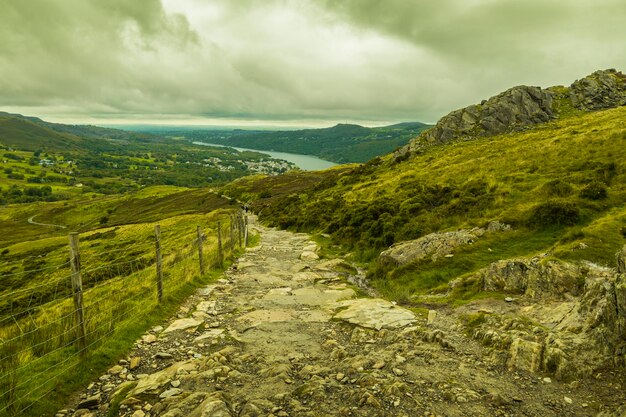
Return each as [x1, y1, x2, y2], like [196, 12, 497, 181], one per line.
[193, 142, 337, 171]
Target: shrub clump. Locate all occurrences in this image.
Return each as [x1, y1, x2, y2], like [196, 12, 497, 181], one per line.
[527, 200, 581, 227]
[579, 181, 608, 200]
[541, 179, 574, 197]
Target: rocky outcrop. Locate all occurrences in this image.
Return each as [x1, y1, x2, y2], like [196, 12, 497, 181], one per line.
[398, 69, 625, 157]
[479, 257, 585, 298]
[404, 85, 554, 152]
[378, 221, 510, 267]
[569, 69, 626, 111]
[465, 249, 626, 380]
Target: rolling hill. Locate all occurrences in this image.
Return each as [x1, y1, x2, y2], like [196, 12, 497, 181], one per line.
[0, 111, 162, 152]
[137, 121, 430, 163]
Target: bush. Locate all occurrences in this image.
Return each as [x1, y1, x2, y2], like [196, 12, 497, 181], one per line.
[579, 181, 608, 200]
[541, 179, 573, 197]
[527, 200, 581, 227]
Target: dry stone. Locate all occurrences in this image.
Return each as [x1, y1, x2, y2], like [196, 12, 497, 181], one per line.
[333, 298, 416, 330]
[164, 318, 203, 333]
[300, 251, 319, 261]
[507, 338, 543, 372]
[76, 393, 101, 410]
[130, 361, 194, 399]
[379, 228, 484, 267]
[479, 258, 583, 298]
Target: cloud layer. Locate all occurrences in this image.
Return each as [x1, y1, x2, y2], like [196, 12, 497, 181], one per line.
[1, 0, 625, 125]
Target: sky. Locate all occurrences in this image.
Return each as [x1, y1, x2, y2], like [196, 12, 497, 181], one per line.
[1, 0, 625, 128]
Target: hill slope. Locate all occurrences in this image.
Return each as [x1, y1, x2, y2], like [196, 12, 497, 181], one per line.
[0, 111, 162, 152]
[224, 70, 626, 292]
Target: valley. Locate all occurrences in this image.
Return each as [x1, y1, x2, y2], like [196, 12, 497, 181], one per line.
[132, 122, 430, 164]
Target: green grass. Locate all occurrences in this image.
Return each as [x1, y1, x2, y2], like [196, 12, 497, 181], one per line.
[0, 188, 247, 416]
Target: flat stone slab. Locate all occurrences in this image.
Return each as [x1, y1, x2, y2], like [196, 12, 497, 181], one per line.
[194, 329, 225, 343]
[237, 309, 295, 325]
[333, 298, 417, 330]
[163, 318, 203, 333]
[196, 300, 216, 312]
[197, 285, 217, 296]
[300, 251, 320, 261]
[259, 286, 355, 307]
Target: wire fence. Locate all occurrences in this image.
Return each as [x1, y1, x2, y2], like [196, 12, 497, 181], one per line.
[0, 209, 249, 416]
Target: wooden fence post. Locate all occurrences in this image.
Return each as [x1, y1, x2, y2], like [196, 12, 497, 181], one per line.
[229, 215, 235, 251]
[68, 232, 86, 355]
[244, 215, 248, 247]
[154, 225, 163, 303]
[217, 221, 224, 267]
[197, 225, 205, 275]
[238, 211, 243, 248]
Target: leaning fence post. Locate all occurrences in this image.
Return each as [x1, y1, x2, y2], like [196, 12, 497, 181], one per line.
[217, 221, 224, 267]
[154, 225, 163, 303]
[197, 226, 205, 275]
[68, 232, 86, 355]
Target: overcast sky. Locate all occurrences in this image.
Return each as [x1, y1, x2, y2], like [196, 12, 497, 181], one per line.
[1, 0, 625, 127]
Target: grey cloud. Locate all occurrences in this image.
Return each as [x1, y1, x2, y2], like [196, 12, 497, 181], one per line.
[1, 0, 625, 125]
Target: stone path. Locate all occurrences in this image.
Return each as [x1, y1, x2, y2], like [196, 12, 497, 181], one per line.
[60, 219, 624, 417]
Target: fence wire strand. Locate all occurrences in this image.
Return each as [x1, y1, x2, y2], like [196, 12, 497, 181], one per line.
[0, 212, 246, 416]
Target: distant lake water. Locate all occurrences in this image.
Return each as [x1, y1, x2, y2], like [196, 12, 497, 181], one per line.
[193, 142, 337, 171]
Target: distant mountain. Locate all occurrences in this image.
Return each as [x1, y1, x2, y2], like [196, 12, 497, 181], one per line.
[155, 121, 430, 163]
[0, 111, 161, 152]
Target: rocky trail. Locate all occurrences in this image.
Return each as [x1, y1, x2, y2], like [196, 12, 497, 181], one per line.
[60, 218, 625, 417]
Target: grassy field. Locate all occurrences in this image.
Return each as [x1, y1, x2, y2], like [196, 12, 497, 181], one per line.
[223, 105, 626, 302]
[0, 184, 248, 416]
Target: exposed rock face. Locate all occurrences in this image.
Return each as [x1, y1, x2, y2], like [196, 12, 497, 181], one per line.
[466, 254, 626, 380]
[480, 257, 585, 298]
[379, 229, 481, 266]
[397, 69, 625, 157]
[405, 85, 554, 152]
[569, 69, 626, 110]
[332, 298, 417, 330]
[378, 221, 510, 267]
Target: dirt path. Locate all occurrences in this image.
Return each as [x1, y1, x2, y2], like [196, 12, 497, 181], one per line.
[27, 214, 66, 229]
[60, 218, 623, 417]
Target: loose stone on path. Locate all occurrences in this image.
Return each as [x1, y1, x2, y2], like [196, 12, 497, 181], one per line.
[61, 216, 623, 417]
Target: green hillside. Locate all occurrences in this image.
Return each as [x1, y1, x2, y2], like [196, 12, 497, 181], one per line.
[0, 112, 301, 206]
[141, 121, 430, 163]
[224, 104, 626, 301]
[0, 111, 167, 151]
[0, 115, 86, 152]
